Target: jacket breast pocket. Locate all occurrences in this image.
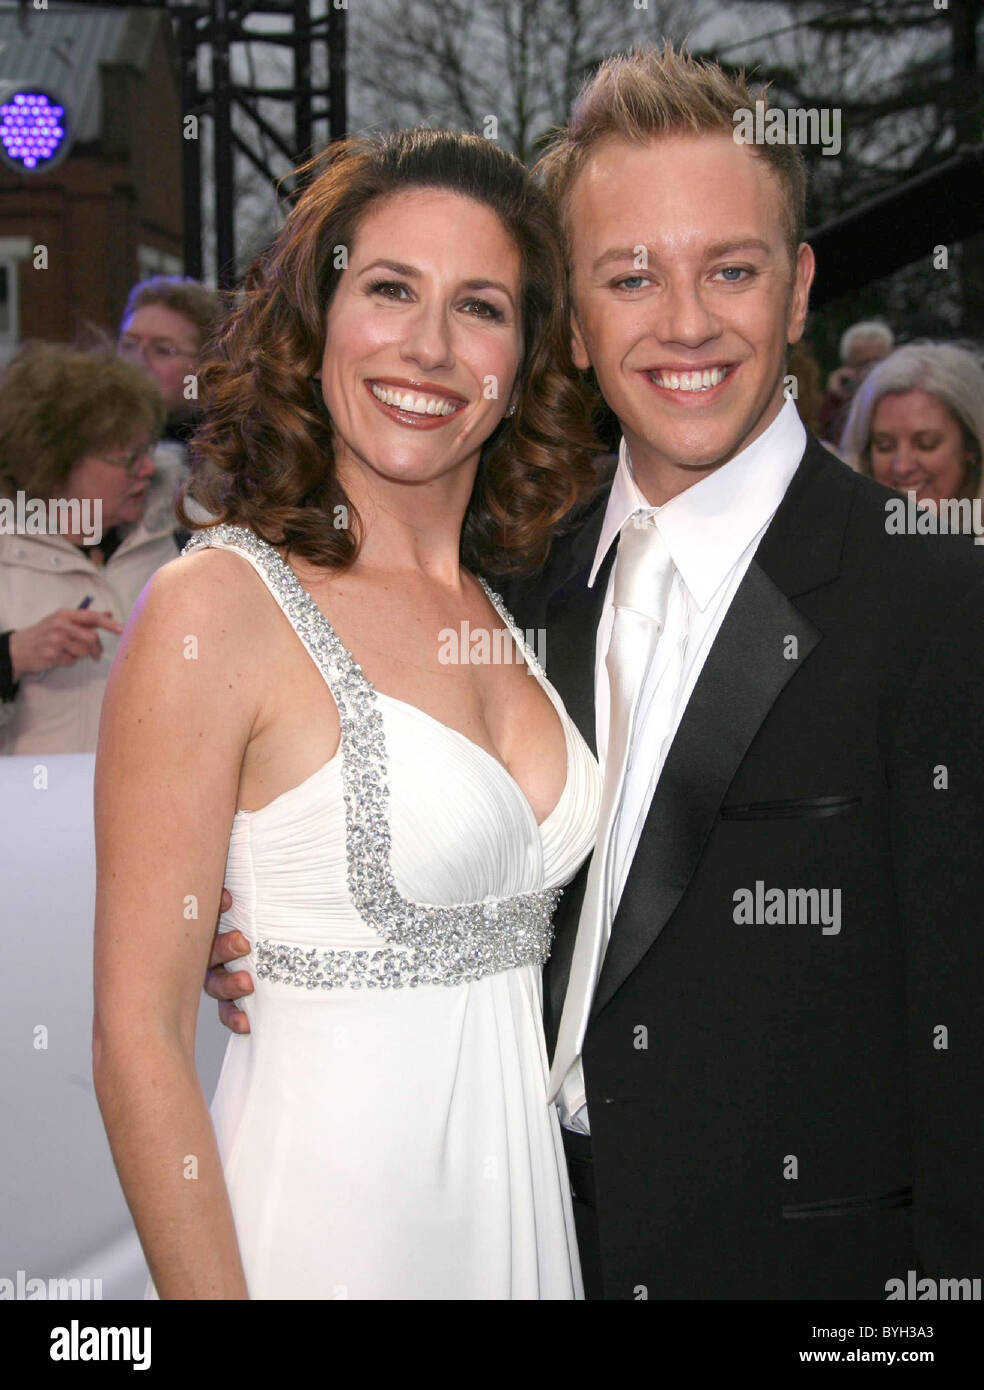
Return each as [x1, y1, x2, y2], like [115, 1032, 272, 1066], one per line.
[782, 1185, 912, 1220]
[720, 795, 862, 821]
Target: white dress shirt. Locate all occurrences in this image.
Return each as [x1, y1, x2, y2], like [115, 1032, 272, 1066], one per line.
[560, 398, 807, 1134]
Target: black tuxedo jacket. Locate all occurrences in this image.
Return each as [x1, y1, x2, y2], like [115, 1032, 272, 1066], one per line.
[500, 434, 984, 1299]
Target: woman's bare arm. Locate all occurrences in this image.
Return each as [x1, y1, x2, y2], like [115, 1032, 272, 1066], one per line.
[92, 549, 262, 1299]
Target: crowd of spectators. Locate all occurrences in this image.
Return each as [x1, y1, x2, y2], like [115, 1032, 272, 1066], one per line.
[0, 277, 221, 753]
[1, 278, 982, 756]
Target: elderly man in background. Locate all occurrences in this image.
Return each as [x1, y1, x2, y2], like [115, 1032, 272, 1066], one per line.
[819, 318, 894, 449]
[117, 275, 224, 477]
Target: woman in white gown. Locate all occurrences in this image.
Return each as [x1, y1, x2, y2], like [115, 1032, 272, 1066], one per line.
[92, 128, 602, 1299]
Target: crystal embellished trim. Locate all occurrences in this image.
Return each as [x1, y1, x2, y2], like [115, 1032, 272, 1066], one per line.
[182, 523, 562, 990]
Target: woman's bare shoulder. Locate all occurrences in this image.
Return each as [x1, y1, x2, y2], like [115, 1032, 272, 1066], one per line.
[153, 538, 267, 595]
[134, 542, 277, 645]
[105, 543, 281, 734]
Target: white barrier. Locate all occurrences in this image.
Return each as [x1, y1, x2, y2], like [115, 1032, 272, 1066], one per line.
[0, 753, 229, 1300]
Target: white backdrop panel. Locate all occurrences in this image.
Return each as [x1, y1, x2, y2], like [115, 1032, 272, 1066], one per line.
[0, 753, 229, 1300]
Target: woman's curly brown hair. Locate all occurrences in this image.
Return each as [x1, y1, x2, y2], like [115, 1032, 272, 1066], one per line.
[178, 127, 603, 576]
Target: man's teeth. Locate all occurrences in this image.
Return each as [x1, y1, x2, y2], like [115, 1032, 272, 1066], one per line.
[370, 384, 461, 415]
[649, 366, 729, 392]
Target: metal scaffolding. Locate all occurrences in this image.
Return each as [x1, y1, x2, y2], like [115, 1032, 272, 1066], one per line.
[44, 0, 348, 287]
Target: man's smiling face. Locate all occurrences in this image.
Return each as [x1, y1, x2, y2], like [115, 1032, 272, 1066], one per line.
[567, 132, 814, 500]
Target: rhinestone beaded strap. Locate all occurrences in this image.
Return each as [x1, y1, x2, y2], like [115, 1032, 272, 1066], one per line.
[182, 524, 562, 991]
[478, 580, 547, 682]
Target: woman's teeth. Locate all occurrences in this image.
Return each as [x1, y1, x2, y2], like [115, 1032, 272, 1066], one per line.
[649, 366, 729, 392]
[370, 384, 462, 415]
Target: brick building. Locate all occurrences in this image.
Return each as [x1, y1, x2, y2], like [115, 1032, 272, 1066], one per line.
[0, 3, 183, 363]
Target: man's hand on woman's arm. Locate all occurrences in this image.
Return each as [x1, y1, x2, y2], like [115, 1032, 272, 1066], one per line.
[205, 886, 253, 1033]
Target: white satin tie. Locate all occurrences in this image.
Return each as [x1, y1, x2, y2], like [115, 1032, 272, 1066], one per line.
[547, 512, 676, 1116]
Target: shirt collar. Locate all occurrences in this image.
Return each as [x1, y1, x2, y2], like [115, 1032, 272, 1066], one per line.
[589, 397, 807, 609]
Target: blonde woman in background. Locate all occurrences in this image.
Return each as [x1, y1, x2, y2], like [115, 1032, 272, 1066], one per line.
[840, 341, 984, 513]
[0, 343, 181, 754]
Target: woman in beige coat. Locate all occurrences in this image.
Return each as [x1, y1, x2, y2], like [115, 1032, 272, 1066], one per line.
[0, 342, 182, 754]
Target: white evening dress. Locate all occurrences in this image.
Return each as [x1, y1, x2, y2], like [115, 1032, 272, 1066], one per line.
[145, 523, 601, 1300]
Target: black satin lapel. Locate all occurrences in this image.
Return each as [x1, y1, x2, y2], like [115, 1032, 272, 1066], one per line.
[540, 549, 613, 1043]
[544, 857, 590, 1053]
[590, 560, 821, 1019]
[541, 548, 614, 759]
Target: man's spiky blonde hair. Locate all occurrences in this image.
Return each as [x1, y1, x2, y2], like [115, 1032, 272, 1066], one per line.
[537, 42, 807, 263]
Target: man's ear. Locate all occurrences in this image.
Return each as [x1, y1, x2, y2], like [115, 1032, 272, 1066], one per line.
[570, 308, 591, 371]
[786, 241, 815, 346]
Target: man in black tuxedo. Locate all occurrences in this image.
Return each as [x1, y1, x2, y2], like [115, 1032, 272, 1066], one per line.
[203, 45, 984, 1299]
[505, 44, 984, 1300]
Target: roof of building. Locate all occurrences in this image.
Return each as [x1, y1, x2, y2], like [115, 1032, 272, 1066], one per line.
[0, 3, 168, 144]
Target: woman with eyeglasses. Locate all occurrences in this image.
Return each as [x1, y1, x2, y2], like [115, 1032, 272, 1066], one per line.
[117, 275, 223, 468]
[0, 341, 183, 754]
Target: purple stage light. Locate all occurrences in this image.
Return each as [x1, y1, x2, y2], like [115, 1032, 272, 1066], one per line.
[0, 89, 69, 171]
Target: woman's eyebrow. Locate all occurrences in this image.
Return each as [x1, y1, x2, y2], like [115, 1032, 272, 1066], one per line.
[460, 278, 515, 306]
[357, 262, 515, 307]
[358, 259, 419, 277]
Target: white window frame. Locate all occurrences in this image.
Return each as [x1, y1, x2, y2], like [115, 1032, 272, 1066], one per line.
[0, 237, 31, 366]
[137, 244, 184, 281]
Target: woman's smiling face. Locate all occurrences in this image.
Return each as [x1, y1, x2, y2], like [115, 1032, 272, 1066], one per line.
[868, 388, 975, 503]
[317, 188, 523, 495]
